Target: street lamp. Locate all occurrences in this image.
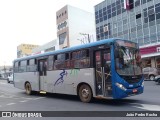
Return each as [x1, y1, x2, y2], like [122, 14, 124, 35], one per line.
[79, 33, 91, 43]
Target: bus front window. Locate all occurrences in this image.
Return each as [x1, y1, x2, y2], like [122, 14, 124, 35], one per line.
[115, 43, 142, 76]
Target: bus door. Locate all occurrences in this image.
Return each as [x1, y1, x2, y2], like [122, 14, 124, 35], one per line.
[95, 49, 112, 97]
[38, 59, 48, 91]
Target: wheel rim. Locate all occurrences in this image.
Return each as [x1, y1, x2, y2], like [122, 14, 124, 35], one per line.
[26, 83, 31, 94]
[81, 88, 89, 98]
[79, 84, 92, 102]
[150, 76, 154, 80]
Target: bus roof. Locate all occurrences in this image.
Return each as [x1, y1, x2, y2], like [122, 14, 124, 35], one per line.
[13, 38, 127, 62]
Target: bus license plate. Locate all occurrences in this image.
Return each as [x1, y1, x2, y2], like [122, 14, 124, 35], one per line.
[133, 89, 137, 93]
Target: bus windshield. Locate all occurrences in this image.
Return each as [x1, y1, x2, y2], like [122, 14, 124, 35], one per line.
[115, 40, 142, 76]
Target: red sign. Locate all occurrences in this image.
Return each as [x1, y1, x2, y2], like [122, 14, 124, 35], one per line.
[140, 45, 160, 55]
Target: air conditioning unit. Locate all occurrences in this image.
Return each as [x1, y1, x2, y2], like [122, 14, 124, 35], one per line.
[103, 26, 109, 32]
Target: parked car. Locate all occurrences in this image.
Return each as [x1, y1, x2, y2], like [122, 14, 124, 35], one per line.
[142, 67, 160, 80]
[154, 75, 160, 83]
[7, 74, 13, 83]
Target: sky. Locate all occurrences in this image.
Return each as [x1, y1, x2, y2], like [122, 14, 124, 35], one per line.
[0, 0, 103, 66]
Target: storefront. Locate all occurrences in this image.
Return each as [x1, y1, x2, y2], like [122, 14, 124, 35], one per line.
[140, 44, 160, 68]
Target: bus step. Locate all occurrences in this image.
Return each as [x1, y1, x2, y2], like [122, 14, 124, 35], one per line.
[40, 91, 47, 94]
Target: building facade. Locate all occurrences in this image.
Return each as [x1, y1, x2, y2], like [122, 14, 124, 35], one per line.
[56, 5, 96, 49]
[95, 0, 160, 68]
[32, 39, 59, 54]
[17, 44, 39, 58]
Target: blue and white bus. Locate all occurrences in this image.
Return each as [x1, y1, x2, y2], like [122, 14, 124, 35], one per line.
[13, 39, 144, 102]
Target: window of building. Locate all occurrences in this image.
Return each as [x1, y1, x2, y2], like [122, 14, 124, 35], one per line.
[104, 15, 107, 20]
[143, 27, 149, 35]
[108, 14, 111, 19]
[103, 11, 107, 16]
[100, 26, 103, 33]
[141, 0, 146, 4]
[136, 13, 141, 19]
[144, 35, 150, 44]
[155, 3, 160, 8]
[137, 30, 143, 37]
[111, 2, 116, 8]
[107, 9, 111, 15]
[150, 25, 156, 34]
[155, 5, 160, 14]
[137, 25, 142, 30]
[147, 0, 152, 2]
[99, 9, 102, 13]
[96, 19, 99, 24]
[96, 27, 99, 34]
[59, 32, 67, 45]
[95, 11, 98, 15]
[156, 13, 160, 20]
[99, 13, 102, 17]
[144, 17, 149, 23]
[131, 27, 136, 32]
[149, 14, 155, 22]
[131, 31, 137, 38]
[112, 7, 116, 12]
[112, 11, 116, 17]
[100, 17, 103, 22]
[117, 4, 121, 10]
[143, 9, 148, 17]
[137, 37, 144, 45]
[117, 0, 121, 5]
[135, 0, 140, 7]
[117, 9, 121, 15]
[157, 24, 160, 32]
[148, 8, 154, 15]
[150, 34, 157, 43]
[103, 7, 106, 12]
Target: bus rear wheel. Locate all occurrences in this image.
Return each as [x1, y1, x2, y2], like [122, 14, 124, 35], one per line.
[25, 82, 32, 95]
[78, 84, 92, 103]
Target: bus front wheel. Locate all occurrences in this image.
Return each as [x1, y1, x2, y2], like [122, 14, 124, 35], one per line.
[78, 84, 92, 103]
[25, 82, 32, 95]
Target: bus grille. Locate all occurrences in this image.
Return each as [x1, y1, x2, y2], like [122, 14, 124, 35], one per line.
[121, 75, 142, 84]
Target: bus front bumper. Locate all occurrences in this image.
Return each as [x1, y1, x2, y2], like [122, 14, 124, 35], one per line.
[114, 85, 144, 99]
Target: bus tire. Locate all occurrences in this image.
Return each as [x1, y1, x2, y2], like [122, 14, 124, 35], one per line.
[78, 84, 92, 103]
[25, 82, 32, 95]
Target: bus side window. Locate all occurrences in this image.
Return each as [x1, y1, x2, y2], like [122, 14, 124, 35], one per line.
[14, 62, 19, 73]
[54, 55, 58, 70]
[65, 53, 70, 69]
[71, 49, 90, 69]
[48, 56, 54, 70]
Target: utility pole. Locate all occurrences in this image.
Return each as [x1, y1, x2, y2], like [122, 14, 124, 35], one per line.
[79, 33, 91, 43]
[3, 61, 6, 78]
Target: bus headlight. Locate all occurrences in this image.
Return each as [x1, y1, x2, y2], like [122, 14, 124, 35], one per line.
[115, 83, 127, 91]
[141, 81, 144, 87]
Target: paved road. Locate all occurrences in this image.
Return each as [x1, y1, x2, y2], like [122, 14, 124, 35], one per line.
[0, 79, 160, 120]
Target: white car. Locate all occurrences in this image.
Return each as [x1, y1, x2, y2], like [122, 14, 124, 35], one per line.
[7, 74, 13, 83]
